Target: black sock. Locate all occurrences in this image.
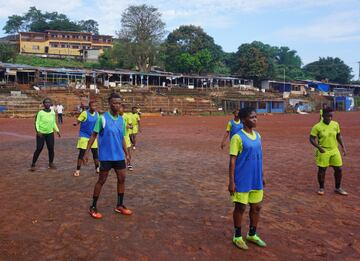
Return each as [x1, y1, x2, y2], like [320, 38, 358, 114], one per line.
[234, 227, 241, 238]
[249, 226, 256, 236]
[77, 165, 81, 170]
[117, 193, 124, 207]
[91, 196, 98, 209]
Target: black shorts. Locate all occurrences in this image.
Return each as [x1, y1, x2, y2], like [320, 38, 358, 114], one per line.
[99, 160, 126, 171]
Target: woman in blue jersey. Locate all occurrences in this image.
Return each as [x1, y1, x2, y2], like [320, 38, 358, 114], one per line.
[228, 107, 266, 250]
[73, 100, 99, 177]
[220, 109, 243, 149]
[84, 93, 131, 219]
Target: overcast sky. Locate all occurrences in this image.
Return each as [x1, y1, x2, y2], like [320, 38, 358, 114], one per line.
[0, 0, 359, 78]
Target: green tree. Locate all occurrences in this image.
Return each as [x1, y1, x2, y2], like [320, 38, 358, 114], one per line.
[3, 7, 98, 33]
[195, 49, 213, 74]
[111, 39, 136, 69]
[0, 43, 17, 62]
[232, 41, 308, 83]
[117, 4, 165, 72]
[3, 15, 24, 33]
[175, 53, 198, 73]
[303, 57, 353, 83]
[97, 39, 137, 69]
[273, 46, 304, 81]
[220, 52, 237, 74]
[161, 25, 223, 74]
[232, 42, 275, 82]
[77, 20, 99, 34]
[98, 49, 114, 69]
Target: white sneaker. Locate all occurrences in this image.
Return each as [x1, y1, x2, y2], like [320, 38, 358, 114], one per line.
[334, 188, 348, 196]
[73, 170, 80, 177]
[127, 164, 133, 171]
[96, 167, 100, 174]
[133, 146, 136, 150]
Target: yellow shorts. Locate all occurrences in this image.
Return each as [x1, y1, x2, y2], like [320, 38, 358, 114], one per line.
[76, 137, 98, 149]
[125, 135, 132, 148]
[315, 148, 342, 167]
[232, 190, 263, 205]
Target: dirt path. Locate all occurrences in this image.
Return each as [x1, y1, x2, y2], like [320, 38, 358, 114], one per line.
[0, 112, 359, 260]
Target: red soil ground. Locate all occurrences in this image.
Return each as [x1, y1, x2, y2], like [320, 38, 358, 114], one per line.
[0, 112, 359, 260]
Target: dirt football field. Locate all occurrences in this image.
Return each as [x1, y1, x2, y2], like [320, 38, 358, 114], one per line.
[0, 112, 359, 260]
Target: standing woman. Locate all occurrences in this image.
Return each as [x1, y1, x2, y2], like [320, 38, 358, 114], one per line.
[221, 109, 243, 149]
[228, 107, 266, 250]
[73, 100, 99, 176]
[310, 107, 347, 195]
[129, 106, 141, 150]
[30, 98, 61, 171]
[84, 93, 131, 219]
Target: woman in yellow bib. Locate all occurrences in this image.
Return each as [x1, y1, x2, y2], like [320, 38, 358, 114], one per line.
[310, 107, 347, 195]
[120, 104, 134, 171]
[129, 106, 141, 149]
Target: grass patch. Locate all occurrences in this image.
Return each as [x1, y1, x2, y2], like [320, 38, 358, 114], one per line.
[14, 55, 98, 68]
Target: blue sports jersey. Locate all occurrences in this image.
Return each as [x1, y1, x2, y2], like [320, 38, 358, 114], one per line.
[230, 119, 244, 139]
[98, 112, 125, 161]
[79, 110, 98, 138]
[234, 130, 263, 192]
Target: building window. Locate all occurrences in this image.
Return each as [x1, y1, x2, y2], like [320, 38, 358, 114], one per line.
[243, 101, 257, 108]
[32, 45, 40, 50]
[34, 36, 44, 40]
[72, 45, 79, 49]
[258, 101, 267, 110]
[61, 44, 66, 48]
[272, 102, 283, 109]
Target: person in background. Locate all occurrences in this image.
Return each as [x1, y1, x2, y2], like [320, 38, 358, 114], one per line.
[56, 103, 64, 124]
[129, 106, 141, 150]
[50, 103, 56, 115]
[120, 104, 134, 171]
[73, 100, 99, 176]
[30, 98, 61, 171]
[319, 103, 328, 121]
[310, 107, 348, 196]
[136, 105, 142, 116]
[221, 109, 243, 149]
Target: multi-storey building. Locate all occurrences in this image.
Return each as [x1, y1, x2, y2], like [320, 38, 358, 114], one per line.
[19, 30, 113, 59]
